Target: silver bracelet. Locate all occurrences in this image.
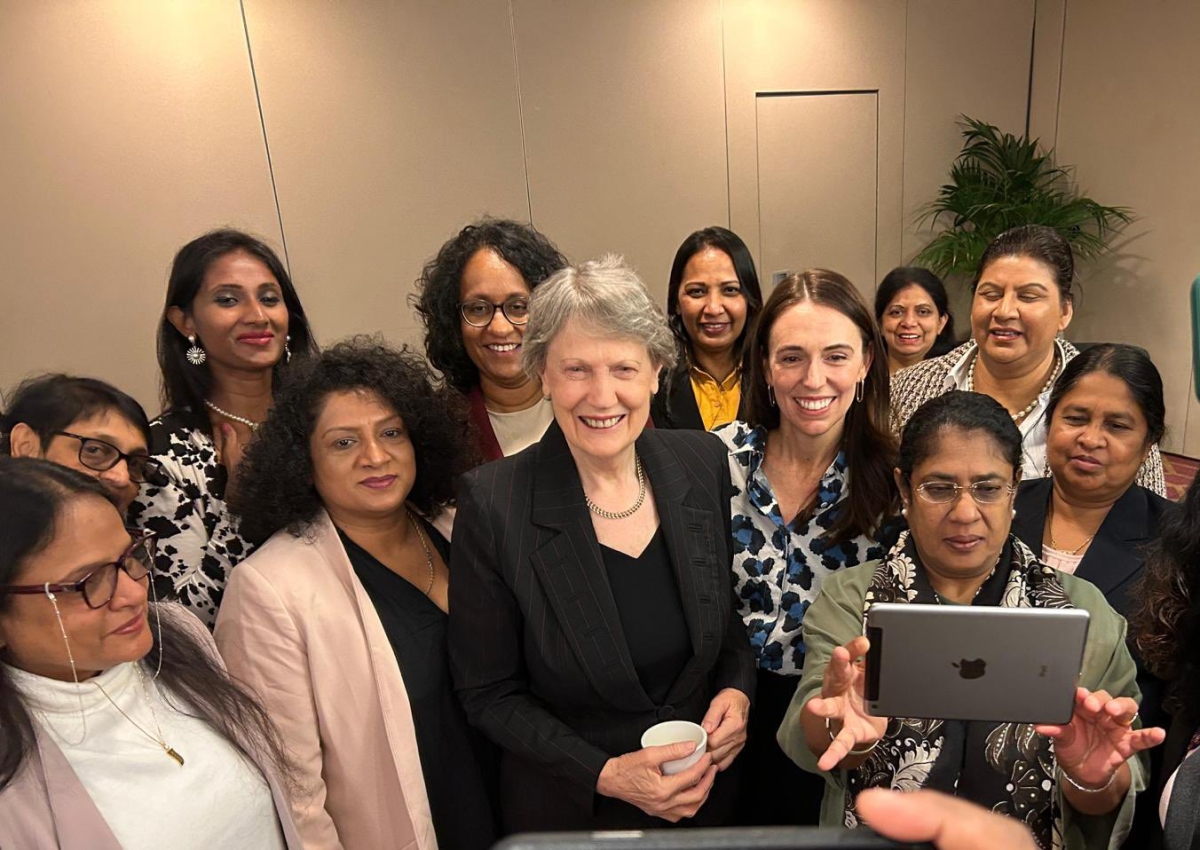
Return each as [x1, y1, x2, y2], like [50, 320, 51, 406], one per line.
[1059, 766, 1119, 794]
[825, 717, 879, 756]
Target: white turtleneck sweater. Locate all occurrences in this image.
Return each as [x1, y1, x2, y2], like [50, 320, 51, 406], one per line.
[8, 661, 286, 850]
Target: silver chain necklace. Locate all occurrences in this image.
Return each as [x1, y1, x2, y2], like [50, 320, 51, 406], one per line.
[204, 399, 262, 431]
[585, 454, 646, 520]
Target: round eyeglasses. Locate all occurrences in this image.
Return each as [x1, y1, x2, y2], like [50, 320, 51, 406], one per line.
[912, 481, 1016, 505]
[458, 296, 530, 328]
[55, 431, 166, 485]
[1, 532, 156, 609]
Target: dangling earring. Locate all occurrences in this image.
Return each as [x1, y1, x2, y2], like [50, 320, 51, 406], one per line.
[185, 335, 207, 366]
[901, 505, 909, 518]
[284, 334, 292, 365]
[767, 385, 777, 407]
[855, 378, 865, 403]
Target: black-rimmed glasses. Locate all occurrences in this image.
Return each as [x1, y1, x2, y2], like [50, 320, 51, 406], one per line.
[458, 296, 530, 328]
[1, 531, 156, 609]
[55, 431, 166, 485]
[912, 480, 1016, 505]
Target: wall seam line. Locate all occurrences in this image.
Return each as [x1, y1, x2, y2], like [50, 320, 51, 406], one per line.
[1054, 0, 1067, 146]
[508, 0, 534, 225]
[719, 0, 731, 228]
[239, 0, 290, 270]
[1025, 0, 1038, 137]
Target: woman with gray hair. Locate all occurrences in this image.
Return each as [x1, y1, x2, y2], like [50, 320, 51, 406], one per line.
[449, 255, 755, 832]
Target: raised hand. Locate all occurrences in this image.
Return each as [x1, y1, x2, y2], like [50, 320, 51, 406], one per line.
[1034, 687, 1165, 790]
[596, 741, 718, 822]
[803, 635, 888, 771]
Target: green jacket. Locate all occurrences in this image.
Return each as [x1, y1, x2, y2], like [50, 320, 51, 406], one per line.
[777, 560, 1148, 850]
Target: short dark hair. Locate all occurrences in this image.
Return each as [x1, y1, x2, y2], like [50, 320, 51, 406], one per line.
[898, 391, 1023, 480]
[1045, 343, 1165, 447]
[156, 229, 318, 421]
[744, 269, 897, 543]
[0, 374, 151, 455]
[413, 218, 567, 392]
[874, 267, 957, 359]
[231, 337, 480, 546]
[665, 227, 764, 365]
[972, 224, 1075, 303]
[0, 457, 290, 792]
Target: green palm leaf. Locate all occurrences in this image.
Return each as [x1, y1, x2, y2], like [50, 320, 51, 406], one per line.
[913, 116, 1133, 279]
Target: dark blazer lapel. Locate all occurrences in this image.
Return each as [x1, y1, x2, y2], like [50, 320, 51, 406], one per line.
[1076, 485, 1153, 596]
[1012, 478, 1051, 559]
[528, 422, 651, 712]
[638, 431, 724, 705]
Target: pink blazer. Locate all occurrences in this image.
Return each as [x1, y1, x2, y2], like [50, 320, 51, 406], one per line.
[0, 606, 303, 849]
[214, 510, 437, 850]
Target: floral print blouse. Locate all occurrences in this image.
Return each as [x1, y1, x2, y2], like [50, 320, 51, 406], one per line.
[714, 421, 886, 675]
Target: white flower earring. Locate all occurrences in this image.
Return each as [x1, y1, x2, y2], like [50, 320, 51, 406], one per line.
[185, 335, 206, 366]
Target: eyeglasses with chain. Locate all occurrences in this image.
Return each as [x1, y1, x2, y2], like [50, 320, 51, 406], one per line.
[457, 296, 531, 328]
[1, 531, 156, 609]
[55, 431, 166, 486]
[911, 480, 1016, 505]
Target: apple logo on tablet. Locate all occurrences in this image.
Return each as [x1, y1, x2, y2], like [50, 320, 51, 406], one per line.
[953, 658, 987, 679]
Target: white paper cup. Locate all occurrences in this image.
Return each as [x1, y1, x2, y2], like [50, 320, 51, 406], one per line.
[640, 720, 707, 775]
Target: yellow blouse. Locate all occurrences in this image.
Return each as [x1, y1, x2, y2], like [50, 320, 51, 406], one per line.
[690, 366, 741, 431]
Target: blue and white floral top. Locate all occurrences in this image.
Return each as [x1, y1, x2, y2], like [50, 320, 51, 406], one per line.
[714, 421, 886, 675]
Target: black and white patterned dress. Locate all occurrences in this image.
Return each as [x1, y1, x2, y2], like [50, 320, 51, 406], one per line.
[126, 409, 251, 629]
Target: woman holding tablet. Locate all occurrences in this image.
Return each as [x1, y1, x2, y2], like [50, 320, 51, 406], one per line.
[780, 392, 1164, 849]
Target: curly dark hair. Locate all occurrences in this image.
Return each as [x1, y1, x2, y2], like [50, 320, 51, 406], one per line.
[1132, 473, 1200, 713]
[412, 218, 567, 391]
[230, 337, 479, 546]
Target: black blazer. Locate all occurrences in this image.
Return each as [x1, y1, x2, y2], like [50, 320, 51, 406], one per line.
[1013, 479, 1176, 850]
[449, 422, 755, 833]
[651, 368, 706, 430]
[1012, 479, 1173, 621]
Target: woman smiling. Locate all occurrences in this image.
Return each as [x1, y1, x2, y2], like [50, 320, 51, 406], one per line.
[890, 225, 1164, 495]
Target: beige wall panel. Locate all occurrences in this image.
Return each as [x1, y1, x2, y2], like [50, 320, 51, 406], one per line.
[901, 0, 1034, 261]
[0, 1, 280, 411]
[723, 0, 906, 289]
[757, 93, 878, 294]
[513, 0, 728, 303]
[1027, 0, 1066, 148]
[242, 1, 530, 351]
[1047, 0, 1200, 453]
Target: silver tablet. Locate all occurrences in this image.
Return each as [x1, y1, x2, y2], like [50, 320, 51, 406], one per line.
[864, 604, 1090, 724]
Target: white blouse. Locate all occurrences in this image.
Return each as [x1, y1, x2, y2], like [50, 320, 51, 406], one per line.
[8, 661, 285, 850]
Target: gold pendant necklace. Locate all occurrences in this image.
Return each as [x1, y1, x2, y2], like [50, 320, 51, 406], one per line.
[93, 665, 184, 767]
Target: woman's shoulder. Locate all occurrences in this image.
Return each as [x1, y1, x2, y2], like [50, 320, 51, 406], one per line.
[1058, 571, 1123, 624]
[711, 419, 761, 451]
[891, 343, 969, 396]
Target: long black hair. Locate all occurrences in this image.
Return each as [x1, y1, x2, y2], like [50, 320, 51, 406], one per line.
[1, 374, 151, 454]
[156, 229, 318, 424]
[0, 458, 291, 791]
[874, 267, 957, 360]
[412, 218, 567, 392]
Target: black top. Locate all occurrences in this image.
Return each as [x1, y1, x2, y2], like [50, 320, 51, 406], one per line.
[339, 526, 497, 850]
[599, 527, 691, 705]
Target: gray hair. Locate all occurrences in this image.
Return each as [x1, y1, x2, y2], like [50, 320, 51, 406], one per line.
[522, 254, 678, 380]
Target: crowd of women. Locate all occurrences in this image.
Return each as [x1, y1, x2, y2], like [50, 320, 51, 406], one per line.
[0, 218, 1196, 850]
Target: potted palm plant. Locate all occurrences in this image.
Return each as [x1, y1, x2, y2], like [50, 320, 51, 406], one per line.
[913, 116, 1132, 279]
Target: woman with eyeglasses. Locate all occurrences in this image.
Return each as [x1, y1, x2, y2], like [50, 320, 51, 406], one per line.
[779, 392, 1163, 849]
[0, 457, 300, 849]
[414, 217, 567, 463]
[128, 229, 318, 629]
[1, 374, 163, 514]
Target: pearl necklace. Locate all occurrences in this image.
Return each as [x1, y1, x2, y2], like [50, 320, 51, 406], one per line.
[965, 350, 1061, 425]
[204, 400, 262, 432]
[585, 454, 646, 520]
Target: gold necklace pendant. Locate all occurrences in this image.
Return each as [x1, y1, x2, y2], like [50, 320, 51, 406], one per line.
[166, 747, 185, 766]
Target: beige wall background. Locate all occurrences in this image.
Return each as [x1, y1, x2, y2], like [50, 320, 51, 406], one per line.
[3, 1, 1197, 450]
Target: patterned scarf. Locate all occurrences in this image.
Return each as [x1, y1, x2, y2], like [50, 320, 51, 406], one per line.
[843, 530, 1073, 850]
